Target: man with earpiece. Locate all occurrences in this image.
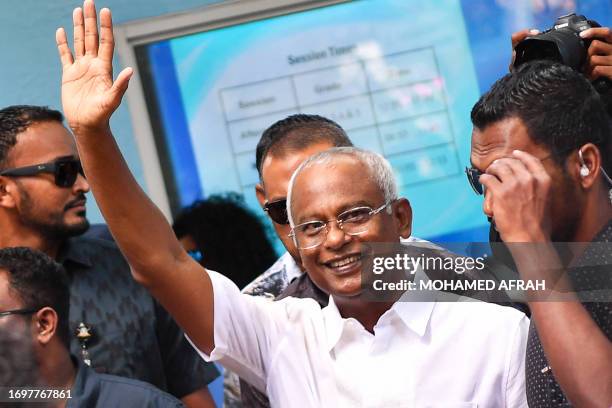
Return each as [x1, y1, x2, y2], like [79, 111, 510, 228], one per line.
[467, 60, 612, 407]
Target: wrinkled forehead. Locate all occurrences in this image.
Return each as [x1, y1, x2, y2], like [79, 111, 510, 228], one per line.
[289, 157, 381, 221]
[470, 117, 547, 169]
[292, 155, 364, 193]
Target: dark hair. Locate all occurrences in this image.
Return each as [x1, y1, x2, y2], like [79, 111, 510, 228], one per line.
[173, 193, 277, 289]
[0, 247, 71, 349]
[255, 114, 353, 179]
[0, 105, 64, 169]
[471, 61, 611, 173]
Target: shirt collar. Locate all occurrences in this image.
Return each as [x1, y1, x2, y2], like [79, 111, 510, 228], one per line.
[321, 242, 439, 352]
[57, 237, 94, 268]
[322, 292, 435, 352]
[322, 296, 344, 352]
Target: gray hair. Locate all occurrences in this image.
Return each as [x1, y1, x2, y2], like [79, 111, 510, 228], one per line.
[286, 147, 398, 227]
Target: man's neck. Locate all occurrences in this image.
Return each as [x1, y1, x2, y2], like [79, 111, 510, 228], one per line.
[38, 347, 76, 408]
[563, 193, 611, 265]
[571, 193, 612, 243]
[333, 297, 395, 333]
[0, 222, 61, 258]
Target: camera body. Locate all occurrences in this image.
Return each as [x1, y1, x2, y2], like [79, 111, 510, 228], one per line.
[514, 13, 598, 71]
[514, 13, 610, 93]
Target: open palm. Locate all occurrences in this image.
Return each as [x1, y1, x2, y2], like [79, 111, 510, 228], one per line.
[56, 0, 132, 133]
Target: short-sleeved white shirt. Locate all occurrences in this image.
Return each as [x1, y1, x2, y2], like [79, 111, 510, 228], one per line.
[192, 271, 529, 407]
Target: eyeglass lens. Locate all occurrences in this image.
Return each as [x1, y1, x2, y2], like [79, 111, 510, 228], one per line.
[56, 160, 83, 187]
[294, 207, 379, 249]
[265, 200, 289, 225]
[465, 167, 484, 195]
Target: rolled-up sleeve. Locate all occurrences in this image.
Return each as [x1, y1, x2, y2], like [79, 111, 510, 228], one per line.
[188, 271, 287, 393]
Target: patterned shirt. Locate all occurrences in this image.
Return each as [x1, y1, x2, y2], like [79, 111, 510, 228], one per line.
[58, 236, 219, 399]
[241, 252, 302, 299]
[526, 221, 612, 407]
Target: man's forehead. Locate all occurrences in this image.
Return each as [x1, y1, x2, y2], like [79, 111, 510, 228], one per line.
[261, 142, 336, 193]
[292, 158, 379, 212]
[470, 117, 540, 163]
[8, 122, 77, 165]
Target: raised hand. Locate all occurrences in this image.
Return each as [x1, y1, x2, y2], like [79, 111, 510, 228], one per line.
[580, 26, 612, 81]
[56, 0, 132, 133]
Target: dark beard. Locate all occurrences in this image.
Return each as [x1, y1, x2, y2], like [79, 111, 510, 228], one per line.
[18, 185, 90, 241]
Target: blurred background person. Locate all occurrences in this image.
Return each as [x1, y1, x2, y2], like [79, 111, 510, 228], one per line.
[173, 193, 277, 290]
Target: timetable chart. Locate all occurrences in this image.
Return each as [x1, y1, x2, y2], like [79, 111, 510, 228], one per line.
[219, 47, 461, 191]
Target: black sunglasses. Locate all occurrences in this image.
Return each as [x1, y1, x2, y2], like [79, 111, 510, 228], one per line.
[263, 199, 289, 225]
[465, 167, 484, 195]
[0, 308, 37, 318]
[0, 159, 84, 188]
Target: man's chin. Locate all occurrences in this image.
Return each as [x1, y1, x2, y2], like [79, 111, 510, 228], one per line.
[58, 217, 90, 238]
[329, 278, 363, 299]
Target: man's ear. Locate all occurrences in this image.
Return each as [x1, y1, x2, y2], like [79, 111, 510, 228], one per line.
[0, 177, 18, 209]
[393, 198, 412, 239]
[255, 183, 266, 209]
[575, 143, 601, 189]
[33, 307, 58, 347]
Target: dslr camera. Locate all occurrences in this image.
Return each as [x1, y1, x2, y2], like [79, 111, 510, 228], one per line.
[514, 13, 610, 93]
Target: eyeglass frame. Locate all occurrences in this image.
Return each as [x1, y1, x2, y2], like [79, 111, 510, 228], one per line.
[288, 201, 394, 250]
[466, 147, 612, 195]
[0, 158, 84, 188]
[465, 150, 564, 196]
[0, 308, 37, 318]
[263, 198, 289, 225]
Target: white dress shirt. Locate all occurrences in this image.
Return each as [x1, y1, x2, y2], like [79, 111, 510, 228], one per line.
[193, 271, 528, 407]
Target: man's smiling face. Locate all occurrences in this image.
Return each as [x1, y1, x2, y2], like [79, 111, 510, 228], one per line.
[289, 156, 411, 299]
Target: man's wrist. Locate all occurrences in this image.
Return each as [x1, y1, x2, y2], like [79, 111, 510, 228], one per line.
[70, 121, 112, 138]
[500, 228, 550, 243]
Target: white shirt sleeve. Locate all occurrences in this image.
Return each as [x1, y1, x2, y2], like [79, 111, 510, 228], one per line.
[188, 271, 289, 393]
[504, 314, 530, 407]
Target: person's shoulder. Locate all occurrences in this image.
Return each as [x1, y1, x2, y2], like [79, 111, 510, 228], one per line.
[242, 252, 298, 297]
[93, 371, 184, 407]
[67, 234, 122, 255]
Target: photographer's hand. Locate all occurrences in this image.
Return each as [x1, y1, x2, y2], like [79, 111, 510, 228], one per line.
[580, 27, 612, 81]
[509, 28, 539, 71]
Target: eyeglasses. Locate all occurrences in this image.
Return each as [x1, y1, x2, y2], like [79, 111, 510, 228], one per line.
[0, 159, 84, 188]
[465, 167, 485, 195]
[263, 199, 289, 225]
[289, 202, 392, 250]
[0, 308, 37, 318]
